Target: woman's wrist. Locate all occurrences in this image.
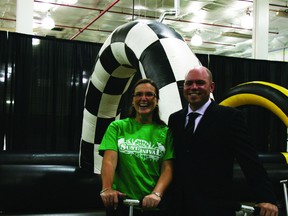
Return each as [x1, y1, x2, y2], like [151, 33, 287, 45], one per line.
[100, 187, 111, 194]
[151, 191, 162, 198]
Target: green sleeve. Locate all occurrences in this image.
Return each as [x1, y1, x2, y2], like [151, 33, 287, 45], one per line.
[98, 121, 118, 156]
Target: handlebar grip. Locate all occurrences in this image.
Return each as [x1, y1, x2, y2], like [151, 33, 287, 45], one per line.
[240, 205, 262, 215]
[123, 199, 140, 207]
[240, 204, 255, 213]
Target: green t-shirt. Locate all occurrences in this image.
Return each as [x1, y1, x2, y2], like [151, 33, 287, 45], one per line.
[99, 118, 174, 200]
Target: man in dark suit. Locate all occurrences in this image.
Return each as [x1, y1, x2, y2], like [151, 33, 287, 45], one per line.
[168, 66, 278, 216]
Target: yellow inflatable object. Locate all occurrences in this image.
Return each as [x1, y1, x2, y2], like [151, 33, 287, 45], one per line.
[282, 152, 288, 163]
[220, 81, 288, 127]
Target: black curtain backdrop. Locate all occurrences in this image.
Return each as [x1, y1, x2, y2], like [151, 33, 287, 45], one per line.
[0, 32, 101, 152]
[0, 31, 8, 152]
[0, 31, 287, 153]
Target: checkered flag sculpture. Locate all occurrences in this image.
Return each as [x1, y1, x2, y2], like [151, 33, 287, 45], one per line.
[79, 20, 201, 173]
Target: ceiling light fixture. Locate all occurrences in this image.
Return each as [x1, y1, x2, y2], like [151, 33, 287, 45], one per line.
[32, 38, 40, 46]
[191, 30, 203, 46]
[241, 8, 253, 29]
[41, 10, 55, 30]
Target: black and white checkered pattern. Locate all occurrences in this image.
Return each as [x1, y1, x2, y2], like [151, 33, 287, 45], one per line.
[80, 20, 201, 173]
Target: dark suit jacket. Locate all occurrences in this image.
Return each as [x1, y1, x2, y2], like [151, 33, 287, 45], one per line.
[168, 100, 276, 216]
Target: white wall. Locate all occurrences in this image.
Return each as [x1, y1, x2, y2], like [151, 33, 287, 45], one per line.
[268, 48, 288, 62]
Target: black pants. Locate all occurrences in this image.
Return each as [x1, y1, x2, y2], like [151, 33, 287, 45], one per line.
[106, 204, 166, 216]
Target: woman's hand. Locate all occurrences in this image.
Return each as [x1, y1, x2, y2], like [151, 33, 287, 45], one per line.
[142, 193, 161, 209]
[100, 188, 126, 210]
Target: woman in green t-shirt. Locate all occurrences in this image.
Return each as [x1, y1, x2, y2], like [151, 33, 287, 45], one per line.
[99, 78, 174, 216]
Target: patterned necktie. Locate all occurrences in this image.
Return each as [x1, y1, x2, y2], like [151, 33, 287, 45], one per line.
[185, 112, 200, 133]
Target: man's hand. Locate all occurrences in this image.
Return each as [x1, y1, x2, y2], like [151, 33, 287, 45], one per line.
[255, 202, 278, 216]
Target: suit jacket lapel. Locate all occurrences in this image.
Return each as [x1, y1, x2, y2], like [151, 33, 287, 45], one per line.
[180, 107, 188, 130]
[194, 101, 218, 134]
